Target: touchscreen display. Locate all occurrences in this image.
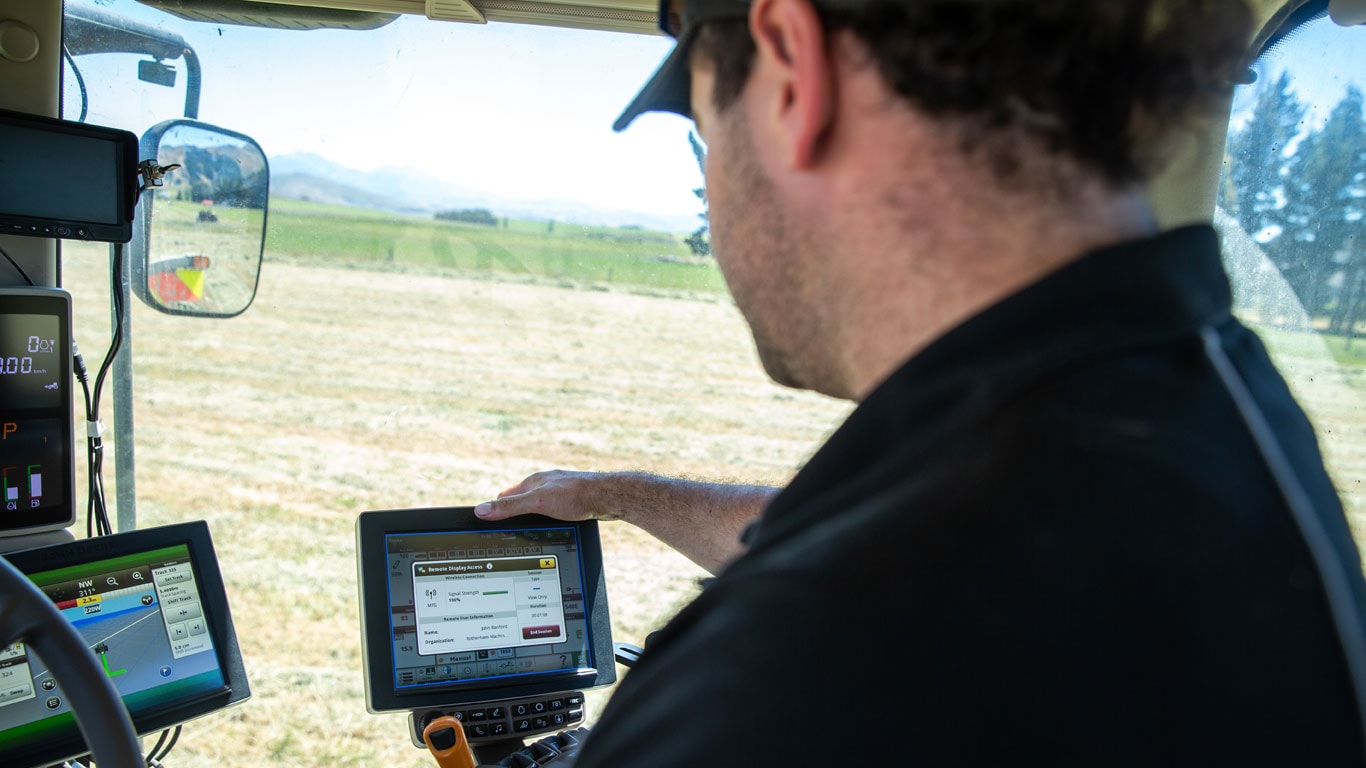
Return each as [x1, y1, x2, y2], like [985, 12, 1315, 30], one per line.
[384, 527, 593, 693]
[0, 542, 229, 756]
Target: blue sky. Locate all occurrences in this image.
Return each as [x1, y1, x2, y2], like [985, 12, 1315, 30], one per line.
[1232, 18, 1366, 130]
[69, 2, 1363, 225]
[69, 1, 704, 221]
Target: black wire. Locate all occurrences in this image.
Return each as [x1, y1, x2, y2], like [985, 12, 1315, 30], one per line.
[143, 728, 171, 766]
[82, 244, 124, 538]
[62, 44, 88, 123]
[0, 243, 36, 286]
[151, 725, 181, 762]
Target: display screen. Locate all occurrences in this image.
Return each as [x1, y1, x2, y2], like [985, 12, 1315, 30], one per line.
[387, 528, 592, 691]
[0, 291, 73, 534]
[357, 508, 615, 713]
[0, 124, 120, 225]
[0, 110, 137, 242]
[0, 314, 62, 409]
[0, 522, 250, 768]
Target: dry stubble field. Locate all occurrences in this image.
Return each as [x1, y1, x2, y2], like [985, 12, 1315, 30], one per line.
[63, 253, 850, 767]
[59, 251, 1363, 767]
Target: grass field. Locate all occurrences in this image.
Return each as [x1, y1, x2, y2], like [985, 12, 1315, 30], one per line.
[54, 198, 1364, 767]
[264, 198, 727, 293]
[61, 214, 848, 766]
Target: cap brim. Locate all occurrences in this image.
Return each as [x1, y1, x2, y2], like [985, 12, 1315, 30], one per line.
[612, 38, 694, 132]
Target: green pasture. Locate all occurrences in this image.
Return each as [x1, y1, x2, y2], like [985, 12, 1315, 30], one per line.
[261, 197, 727, 293]
[1252, 323, 1366, 370]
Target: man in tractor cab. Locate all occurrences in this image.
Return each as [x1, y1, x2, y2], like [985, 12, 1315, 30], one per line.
[476, 0, 1366, 762]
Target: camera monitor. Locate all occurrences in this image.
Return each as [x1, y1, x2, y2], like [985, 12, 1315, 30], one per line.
[357, 507, 616, 715]
[0, 287, 75, 536]
[0, 109, 140, 243]
[0, 521, 250, 768]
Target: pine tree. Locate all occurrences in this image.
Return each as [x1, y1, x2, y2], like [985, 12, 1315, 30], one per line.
[1296, 87, 1366, 340]
[684, 131, 711, 257]
[1273, 86, 1365, 328]
[1226, 70, 1306, 238]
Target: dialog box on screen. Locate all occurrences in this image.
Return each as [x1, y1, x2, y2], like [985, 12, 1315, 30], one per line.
[412, 556, 566, 656]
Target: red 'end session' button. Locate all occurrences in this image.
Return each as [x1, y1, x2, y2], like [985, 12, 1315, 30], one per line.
[522, 625, 562, 640]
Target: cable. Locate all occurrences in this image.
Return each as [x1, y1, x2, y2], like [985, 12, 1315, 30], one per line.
[147, 725, 181, 764]
[144, 729, 169, 763]
[1, 243, 36, 286]
[62, 44, 88, 124]
[78, 244, 125, 538]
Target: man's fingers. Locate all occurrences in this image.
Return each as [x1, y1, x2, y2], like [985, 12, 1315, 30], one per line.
[473, 498, 508, 519]
[475, 470, 594, 522]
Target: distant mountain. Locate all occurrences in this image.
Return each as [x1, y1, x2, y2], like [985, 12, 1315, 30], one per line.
[267, 153, 696, 232]
[270, 172, 425, 214]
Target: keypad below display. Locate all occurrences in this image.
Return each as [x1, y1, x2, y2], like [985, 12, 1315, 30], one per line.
[410, 692, 586, 747]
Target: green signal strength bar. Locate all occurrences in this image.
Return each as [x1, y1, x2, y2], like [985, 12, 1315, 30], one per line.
[482, 590, 509, 596]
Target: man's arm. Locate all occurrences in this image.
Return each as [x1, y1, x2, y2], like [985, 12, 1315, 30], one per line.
[474, 470, 777, 574]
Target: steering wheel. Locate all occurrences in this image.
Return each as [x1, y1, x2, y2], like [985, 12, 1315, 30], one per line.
[0, 555, 142, 768]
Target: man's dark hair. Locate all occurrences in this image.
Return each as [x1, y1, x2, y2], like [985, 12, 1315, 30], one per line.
[693, 0, 1253, 187]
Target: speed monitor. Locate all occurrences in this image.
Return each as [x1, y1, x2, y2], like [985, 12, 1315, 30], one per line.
[0, 287, 74, 536]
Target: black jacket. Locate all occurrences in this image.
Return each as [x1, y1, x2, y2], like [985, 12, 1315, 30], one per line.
[576, 226, 1366, 766]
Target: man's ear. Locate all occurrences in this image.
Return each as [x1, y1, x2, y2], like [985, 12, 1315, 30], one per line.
[749, 0, 834, 169]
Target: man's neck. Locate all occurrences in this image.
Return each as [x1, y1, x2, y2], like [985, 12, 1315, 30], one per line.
[828, 180, 1158, 401]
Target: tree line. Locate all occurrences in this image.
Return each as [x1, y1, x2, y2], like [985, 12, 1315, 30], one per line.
[1223, 72, 1365, 342]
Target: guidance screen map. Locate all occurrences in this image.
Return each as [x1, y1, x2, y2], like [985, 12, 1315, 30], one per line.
[385, 528, 593, 692]
[0, 544, 228, 750]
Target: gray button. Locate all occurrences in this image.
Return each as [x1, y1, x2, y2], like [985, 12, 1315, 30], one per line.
[156, 570, 193, 586]
[169, 623, 188, 641]
[167, 602, 202, 622]
[0, 683, 33, 702]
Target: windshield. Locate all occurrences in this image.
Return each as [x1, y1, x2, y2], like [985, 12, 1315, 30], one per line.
[57, 4, 1363, 766]
[59, 3, 850, 764]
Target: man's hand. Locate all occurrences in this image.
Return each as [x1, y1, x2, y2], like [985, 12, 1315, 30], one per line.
[474, 470, 778, 574]
[475, 470, 627, 523]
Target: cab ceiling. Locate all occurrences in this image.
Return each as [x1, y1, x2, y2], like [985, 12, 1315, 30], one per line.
[160, 0, 663, 33]
[159, 0, 1363, 53]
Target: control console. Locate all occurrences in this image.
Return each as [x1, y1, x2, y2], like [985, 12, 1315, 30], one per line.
[356, 506, 616, 763]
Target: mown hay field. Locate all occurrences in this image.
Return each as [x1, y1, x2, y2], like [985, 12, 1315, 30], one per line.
[61, 242, 849, 767]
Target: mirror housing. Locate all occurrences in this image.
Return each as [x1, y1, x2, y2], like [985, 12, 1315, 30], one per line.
[131, 120, 267, 318]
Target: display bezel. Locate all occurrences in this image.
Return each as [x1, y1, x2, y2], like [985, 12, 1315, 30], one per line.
[0, 109, 139, 243]
[356, 507, 616, 713]
[0, 287, 75, 536]
[0, 520, 250, 767]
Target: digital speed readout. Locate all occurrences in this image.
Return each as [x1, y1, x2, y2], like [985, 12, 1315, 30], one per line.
[1, 335, 57, 375]
[0, 317, 61, 410]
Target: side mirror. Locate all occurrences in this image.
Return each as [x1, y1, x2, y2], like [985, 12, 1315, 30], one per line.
[131, 120, 267, 318]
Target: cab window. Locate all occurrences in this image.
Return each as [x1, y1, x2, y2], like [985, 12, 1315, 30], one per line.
[59, 3, 849, 763]
[1217, 13, 1366, 548]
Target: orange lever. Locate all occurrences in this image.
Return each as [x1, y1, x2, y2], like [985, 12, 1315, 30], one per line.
[423, 715, 478, 768]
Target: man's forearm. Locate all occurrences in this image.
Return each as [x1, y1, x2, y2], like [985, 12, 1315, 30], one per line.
[601, 472, 777, 573]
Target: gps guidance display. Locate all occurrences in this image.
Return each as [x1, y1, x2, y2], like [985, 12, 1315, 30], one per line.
[0, 544, 227, 751]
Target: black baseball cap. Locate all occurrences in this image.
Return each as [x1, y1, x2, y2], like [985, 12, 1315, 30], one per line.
[612, 0, 751, 131]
